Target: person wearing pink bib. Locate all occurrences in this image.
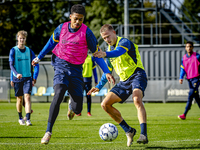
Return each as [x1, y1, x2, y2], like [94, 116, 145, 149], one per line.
[32, 4, 115, 145]
[178, 41, 200, 120]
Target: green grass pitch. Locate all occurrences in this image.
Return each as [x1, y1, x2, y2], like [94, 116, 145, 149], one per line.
[0, 102, 199, 150]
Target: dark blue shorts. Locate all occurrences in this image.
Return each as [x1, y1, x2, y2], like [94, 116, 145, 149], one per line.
[51, 56, 85, 114]
[53, 67, 84, 98]
[110, 68, 147, 103]
[188, 77, 200, 92]
[14, 77, 32, 97]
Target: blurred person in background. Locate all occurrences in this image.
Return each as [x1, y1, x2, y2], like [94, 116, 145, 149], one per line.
[75, 54, 98, 117]
[178, 41, 200, 120]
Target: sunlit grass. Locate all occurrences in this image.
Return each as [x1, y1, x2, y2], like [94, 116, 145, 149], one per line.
[0, 102, 199, 150]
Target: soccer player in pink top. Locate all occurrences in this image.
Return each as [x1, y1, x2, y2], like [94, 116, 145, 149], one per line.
[32, 4, 115, 144]
[178, 41, 200, 120]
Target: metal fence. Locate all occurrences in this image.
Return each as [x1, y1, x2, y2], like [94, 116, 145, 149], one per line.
[1, 45, 200, 102]
[128, 45, 200, 102]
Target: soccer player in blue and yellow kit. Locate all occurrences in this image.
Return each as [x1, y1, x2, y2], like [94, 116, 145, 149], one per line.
[88, 24, 148, 147]
[32, 4, 114, 144]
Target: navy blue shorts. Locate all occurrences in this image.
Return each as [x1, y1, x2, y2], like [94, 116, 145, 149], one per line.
[188, 77, 200, 92]
[110, 68, 147, 103]
[14, 77, 32, 97]
[53, 67, 84, 98]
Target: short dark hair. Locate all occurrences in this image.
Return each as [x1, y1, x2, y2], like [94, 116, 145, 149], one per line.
[186, 41, 194, 47]
[71, 4, 85, 16]
[100, 24, 114, 34]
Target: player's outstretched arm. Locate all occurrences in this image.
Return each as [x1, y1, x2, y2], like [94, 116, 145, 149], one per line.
[87, 73, 115, 96]
[94, 57, 115, 84]
[32, 34, 58, 66]
[94, 46, 126, 58]
[93, 47, 106, 58]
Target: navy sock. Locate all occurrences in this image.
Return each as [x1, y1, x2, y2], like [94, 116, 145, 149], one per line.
[26, 113, 31, 120]
[119, 120, 132, 133]
[140, 123, 147, 136]
[18, 112, 23, 119]
[46, 122, 53, 133]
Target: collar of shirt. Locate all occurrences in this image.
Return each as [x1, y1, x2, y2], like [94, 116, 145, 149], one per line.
[68, 23, 79, 33]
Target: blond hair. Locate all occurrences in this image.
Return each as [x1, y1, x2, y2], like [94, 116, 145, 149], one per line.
[17, 30, 28, 38]
[100, 24, 114, 34]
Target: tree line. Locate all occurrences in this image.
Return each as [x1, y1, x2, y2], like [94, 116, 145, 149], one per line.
[0, 0, 155, 56]
[0, 0, 199, 56]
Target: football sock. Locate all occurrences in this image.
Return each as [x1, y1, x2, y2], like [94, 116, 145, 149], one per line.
[119, 120, 132, 133]
[46, 122, 52, 133]
[18, 112, 23, 119]
[26, 113, 31, 120]
[140, 123, 147, 136]
[183, 110, 188, 116]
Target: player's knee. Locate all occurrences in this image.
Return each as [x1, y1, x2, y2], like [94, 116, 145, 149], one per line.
[101, 100, 111, 113]
[72, 102, 83, 114]
[101, 101, 105, 109]
[24, 94, 30, 100]
[101, 101, 108, 111]
[133, 96, 143, 107]
[17, 96, 23, 102]
[73, 105, 82, 114]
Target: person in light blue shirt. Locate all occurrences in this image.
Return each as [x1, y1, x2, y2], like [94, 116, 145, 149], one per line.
[9, 30, 39, 126]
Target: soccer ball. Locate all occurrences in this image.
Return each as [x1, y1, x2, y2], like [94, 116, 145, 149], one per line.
[99, 123, 118, 141]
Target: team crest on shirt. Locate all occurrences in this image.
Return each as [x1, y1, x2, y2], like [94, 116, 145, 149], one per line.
[194, 83, 197, 87]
